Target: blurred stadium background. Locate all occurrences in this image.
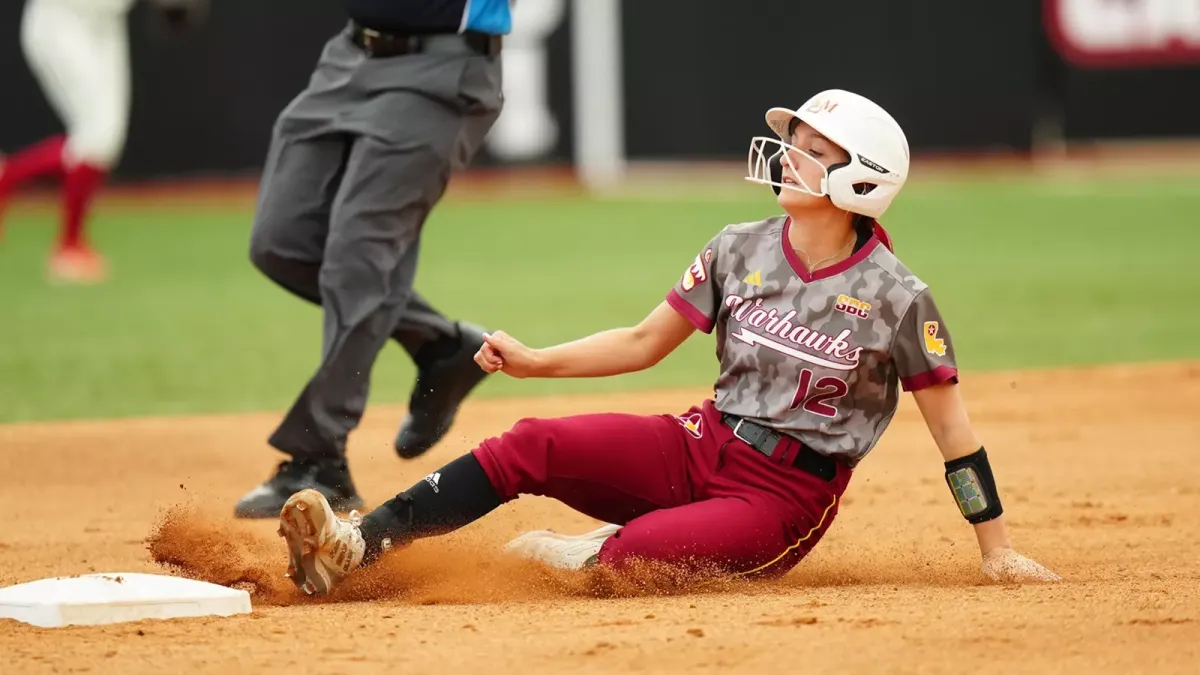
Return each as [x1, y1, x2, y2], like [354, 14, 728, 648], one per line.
[2, 0, 1199, 423]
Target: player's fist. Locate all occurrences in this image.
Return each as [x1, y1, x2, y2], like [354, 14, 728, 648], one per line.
[474, 331, 542, 379]
[981, 547, 1061, 584]
[474, 337, 505, 373]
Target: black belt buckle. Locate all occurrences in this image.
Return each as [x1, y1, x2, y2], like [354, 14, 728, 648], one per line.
[351, 22, 500, 58]
[358, 26, 381, 53]
[726, 414, 780, 458]
[351, 23, 420, 57]
[724, 413, 837, 483]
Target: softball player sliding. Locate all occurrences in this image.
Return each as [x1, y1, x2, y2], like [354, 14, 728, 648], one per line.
[0, 0, 135, 283]
[271, 89, 1060, 596]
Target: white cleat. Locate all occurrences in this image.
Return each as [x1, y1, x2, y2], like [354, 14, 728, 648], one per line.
[503, 523, 621, 571]
[277, 489, 366, 596]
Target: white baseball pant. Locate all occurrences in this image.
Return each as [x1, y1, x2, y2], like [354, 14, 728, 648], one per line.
[19, 0, 133, 170]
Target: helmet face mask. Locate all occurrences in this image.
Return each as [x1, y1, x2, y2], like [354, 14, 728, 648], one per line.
[745, 90, 910, 220]
[747, 136, 830, 199]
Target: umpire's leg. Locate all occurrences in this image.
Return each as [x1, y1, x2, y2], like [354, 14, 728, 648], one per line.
[236, 81, 370, 518]
[267, 101, 467, 453]
[237, 34, 502, 519]
[247, 43, 495, 467]
[269, 120, 446, 458]
[246, 115, 462, 364]
[246, 127, 346, 305]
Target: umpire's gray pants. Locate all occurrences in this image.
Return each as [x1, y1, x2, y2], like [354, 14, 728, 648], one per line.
[249, 27, 503, 462]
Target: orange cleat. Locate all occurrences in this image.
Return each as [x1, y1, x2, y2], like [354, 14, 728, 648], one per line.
[47, 244, 109, 284]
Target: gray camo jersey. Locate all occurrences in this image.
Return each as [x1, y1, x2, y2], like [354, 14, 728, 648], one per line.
[666, 215, 959, 466]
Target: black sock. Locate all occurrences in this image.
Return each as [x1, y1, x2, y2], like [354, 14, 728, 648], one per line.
[358, 453, 503, 564]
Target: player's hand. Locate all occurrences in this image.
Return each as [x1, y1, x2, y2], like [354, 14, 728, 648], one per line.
[474, 331, 542, 379]
[980, 547, 1061, 583]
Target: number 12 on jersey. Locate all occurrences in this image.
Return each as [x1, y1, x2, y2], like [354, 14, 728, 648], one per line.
[789, 369, 849, 417]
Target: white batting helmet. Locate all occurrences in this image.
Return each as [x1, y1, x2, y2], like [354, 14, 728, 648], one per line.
[746, 89, 910, 219]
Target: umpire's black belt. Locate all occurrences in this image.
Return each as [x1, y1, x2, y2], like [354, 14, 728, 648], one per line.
[721, 413, 838, 483]
[349, 21, 502, 58]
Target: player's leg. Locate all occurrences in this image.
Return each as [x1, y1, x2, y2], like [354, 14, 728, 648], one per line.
[505, 409, 853, 575]
[593, 492, 842, 579]
[278, 409, 704, 595]
[2, 0, 76, 240]
[46, 6, 132, 282]
[509, 496, 842, 576]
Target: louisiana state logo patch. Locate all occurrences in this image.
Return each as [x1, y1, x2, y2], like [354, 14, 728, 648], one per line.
[923, 321, 947, 357]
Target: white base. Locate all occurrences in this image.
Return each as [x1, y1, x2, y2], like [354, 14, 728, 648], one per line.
[0, 572, 252, 628]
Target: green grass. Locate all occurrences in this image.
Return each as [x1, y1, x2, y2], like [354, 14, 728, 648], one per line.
[2, 175, 1198, 423]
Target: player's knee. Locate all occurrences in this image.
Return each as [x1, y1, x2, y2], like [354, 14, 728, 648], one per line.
[492, 417, 554, 460]
[68, 107, 129, 170]
[66, 128, 125, 170]
[506, 417, 560, 454]
[248, 207, 306, 280]
[474, 417, 558, 497]
[248, 237, 283, 279]
[508, 417, 546, 435]
[248, 238, 323, 303]
[248, 188, 297, 267]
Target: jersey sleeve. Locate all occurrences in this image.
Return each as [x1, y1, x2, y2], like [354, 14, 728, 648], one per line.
[892, 288, 960, 391]
[665, 234, 722, 334]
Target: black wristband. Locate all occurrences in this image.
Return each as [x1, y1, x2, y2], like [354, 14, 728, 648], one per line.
[944, 447, 1004, 524]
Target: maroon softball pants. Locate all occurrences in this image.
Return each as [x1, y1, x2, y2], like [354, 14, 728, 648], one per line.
[473, 400, 852, 578]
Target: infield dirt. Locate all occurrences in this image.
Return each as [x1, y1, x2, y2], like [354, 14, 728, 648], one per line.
[1, 361, 1198, 673]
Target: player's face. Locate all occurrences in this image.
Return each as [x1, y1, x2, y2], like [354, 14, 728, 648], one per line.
[777, 121, 850, 211]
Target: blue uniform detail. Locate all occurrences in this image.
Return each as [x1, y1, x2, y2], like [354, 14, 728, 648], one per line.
[342, 0, 511, 35]
[462, 0, 512, 35]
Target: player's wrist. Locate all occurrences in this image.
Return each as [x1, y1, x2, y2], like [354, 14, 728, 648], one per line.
[527, 347, 553, 377]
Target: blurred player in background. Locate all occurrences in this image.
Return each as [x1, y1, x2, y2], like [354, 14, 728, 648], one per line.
[0, 0, 137, 283]
[0, 0, 204, 283]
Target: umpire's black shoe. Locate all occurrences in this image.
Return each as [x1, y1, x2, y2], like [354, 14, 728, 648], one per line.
[234, 458, 364, 519]
[395, 322, 489, 459]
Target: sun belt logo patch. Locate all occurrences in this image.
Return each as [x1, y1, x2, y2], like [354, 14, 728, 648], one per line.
[834, 293, 871, 319]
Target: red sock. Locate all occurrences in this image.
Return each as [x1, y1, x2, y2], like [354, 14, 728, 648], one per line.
[0, 135, 67, 192]
[61, 162, 107, 249]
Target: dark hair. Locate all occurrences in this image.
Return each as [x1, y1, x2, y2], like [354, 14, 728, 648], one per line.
[852, 214, 873, 251]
